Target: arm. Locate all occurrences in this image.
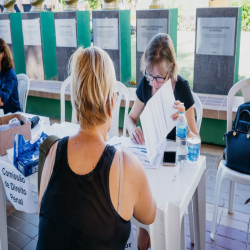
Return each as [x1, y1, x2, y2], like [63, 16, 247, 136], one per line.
[126, 97, 145, 144]
[0, 73, 16, 106]
[122, 150, 156, 224]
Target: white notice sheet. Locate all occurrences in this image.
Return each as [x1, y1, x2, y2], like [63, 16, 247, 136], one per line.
[55, 19, 77, 48]
[22, 19, 41, 46]
[196, 17, 236, 56]
[93, 18, 118, 50]
[140, 79, 177, 163]
[137, 18, 168, 52]
[0, 20, 12, 44]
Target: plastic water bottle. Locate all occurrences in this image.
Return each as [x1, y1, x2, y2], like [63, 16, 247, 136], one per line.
[176, 103, 188, 165]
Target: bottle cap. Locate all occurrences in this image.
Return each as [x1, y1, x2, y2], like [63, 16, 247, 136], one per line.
[179, 103, 185, 112]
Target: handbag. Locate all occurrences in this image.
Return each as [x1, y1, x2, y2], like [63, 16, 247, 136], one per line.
[224, 109, 250, 175]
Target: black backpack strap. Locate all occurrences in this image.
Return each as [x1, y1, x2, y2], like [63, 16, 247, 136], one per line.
[38, 135, 60, 195]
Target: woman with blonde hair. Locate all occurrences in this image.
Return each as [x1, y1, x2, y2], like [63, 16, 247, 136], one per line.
[37, 46, 156, 250]
[127, 33, 200, 249]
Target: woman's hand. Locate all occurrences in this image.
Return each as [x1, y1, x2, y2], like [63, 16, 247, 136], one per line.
[129, 126, 145, 145]
[0, 97, 3, 106]
[171, 100, 181, 121]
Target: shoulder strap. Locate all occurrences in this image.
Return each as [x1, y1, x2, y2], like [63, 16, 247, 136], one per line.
[117, 149, 124, 214]
[38, 135, 60, 195]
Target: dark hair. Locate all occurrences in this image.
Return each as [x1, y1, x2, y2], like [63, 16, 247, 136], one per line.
[140, 33, 178, 87]
[0, 38, 14, 72]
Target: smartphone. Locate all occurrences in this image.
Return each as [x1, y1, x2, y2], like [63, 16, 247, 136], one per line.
[163, 151, 176, 166]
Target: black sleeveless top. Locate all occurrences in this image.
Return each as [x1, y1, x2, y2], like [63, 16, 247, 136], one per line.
[37, 137, 131, 250]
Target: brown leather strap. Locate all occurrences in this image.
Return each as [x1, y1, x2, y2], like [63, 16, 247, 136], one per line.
[38, 135, 60, 195]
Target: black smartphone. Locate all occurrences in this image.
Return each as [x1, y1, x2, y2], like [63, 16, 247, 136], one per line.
[163, 151, 176, 166]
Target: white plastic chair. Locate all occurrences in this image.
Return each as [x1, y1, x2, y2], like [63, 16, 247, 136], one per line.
[17, 74, 30, 113]
[210, 77, 250, 240]
[60, 75, 77, 124]
[188, 91, 203, 244]
[108, 81, 130, 137]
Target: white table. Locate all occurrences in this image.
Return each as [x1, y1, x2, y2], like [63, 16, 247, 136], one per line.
[132, 156, 206, 250]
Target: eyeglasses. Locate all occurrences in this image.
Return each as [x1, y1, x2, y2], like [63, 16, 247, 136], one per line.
[145, 70, 168, 84]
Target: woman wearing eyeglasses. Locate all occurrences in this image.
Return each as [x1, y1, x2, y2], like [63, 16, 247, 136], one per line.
[127, 33, 200, 249]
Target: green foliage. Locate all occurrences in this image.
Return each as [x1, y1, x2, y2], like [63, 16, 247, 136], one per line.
[86, 0, 99, 9]
[232, 0, 250, 31]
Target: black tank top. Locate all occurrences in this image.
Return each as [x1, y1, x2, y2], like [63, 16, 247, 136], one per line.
[37, 137, 131, 250]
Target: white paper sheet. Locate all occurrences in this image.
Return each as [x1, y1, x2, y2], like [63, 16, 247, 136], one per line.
[137, 18, 168, 52]
[0, 20, 12, 44]
[196, 17, 236, 56]
[107, 136, 165, 169]
[93, 18, 118, 50]
[0, 161, 37, 213]
[22, 19, 41, 46]
[140, 79, 177, 163]
[55, 19, 77, 48]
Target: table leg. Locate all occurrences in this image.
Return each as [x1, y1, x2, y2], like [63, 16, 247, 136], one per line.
[180, 215, 186, 250]
[193, 171, 206, 250]
[164, 202, 182, 250]
[0, 177, 8, 250]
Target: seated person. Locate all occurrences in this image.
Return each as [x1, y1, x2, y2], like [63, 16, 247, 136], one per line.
[37, 46, 156, 250]
[0, 38, 21, 114]
[126, 33, 200, 249]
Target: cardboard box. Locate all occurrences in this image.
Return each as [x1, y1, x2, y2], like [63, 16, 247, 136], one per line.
[0, 114, 31, 156]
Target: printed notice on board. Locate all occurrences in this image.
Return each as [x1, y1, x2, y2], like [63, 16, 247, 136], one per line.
[137, 18, 168, 52]
[93, 18, 118, 50]
[22, 19, 41, 46]
[196, 17, 236, 56]
[0, 161, 37, 213]
[55, 19, 77, 47]
[0, 20, 12, 44]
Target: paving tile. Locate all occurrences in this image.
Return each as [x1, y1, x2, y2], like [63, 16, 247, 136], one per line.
[7, 215, 25, 230]
[206, 195, 225, 207]
[214, 235, 246, 250]
[206, 231, 214, 244]
[26, 214, 39, 227]
[247, 244, 250, 250]
[237, 184, 250, 191]
[235, 188, 250, 199]
[221, 208, 250, 223]
[23, 240, 37, 250]
[232, 203, 250, 214]
[8, 231, 31, 249]
[248, 234, 250, 244]
[11, 211, 36, 222]
[206, 243, 213, 250]
[7, 227, 15, 237]
[217, 224, 247, 242]
[16, 222, 38, 238]
[34, 234, 39, 241]
[206, 211, 221, 223]
[186, 236, 195, 249]
[8, 243, 21, 250]
[220, 216, 248, 232]
[213, 246, 228, 250]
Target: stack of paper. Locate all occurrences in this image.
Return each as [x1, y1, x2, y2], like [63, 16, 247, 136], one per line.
[107, 136, 166, 169]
